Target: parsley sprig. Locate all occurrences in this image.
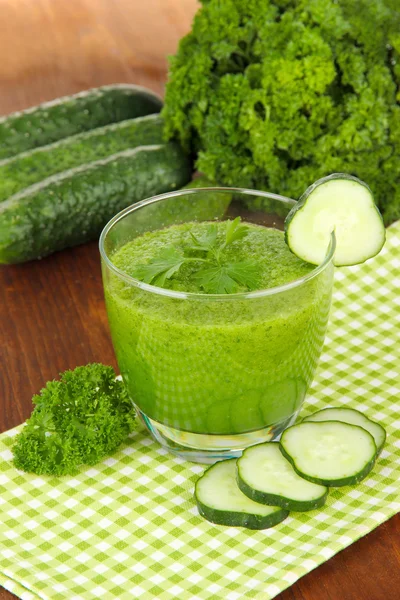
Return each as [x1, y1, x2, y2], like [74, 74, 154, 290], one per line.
[12, 364, 137, 476]
[132, 218, 260, 294]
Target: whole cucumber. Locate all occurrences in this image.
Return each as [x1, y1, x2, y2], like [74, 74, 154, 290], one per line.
[0, 84, 163, 160]
[0, 114, 164, 202]
[0, 144, 192, 264]
[152, 175, 232, 226]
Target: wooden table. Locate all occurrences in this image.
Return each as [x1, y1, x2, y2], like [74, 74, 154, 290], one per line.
[0, 1, 399, 599]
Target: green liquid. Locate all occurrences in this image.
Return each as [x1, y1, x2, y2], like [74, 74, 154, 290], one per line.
[104, 222, 332, 434]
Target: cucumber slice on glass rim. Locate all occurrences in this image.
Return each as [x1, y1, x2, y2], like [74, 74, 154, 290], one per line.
[279, 421, 378, 487]
[237, 443, 328, 512]
[194, 459, 288, 529]
[303, 407, 386, 454]
[285, 173, 385, 266]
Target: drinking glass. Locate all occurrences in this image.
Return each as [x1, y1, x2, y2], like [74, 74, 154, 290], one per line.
[100, 188, 335, 462]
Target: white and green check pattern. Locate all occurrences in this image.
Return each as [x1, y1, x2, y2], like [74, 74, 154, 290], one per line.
[1, 222, 399, 600]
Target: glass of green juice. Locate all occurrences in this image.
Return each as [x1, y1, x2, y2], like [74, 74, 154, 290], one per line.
[99, 188, 335, 463]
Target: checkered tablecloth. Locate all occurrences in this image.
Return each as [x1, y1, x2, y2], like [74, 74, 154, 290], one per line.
[1, 222, 399, 600]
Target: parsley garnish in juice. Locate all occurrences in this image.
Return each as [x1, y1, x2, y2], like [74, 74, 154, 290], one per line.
[131, 217, 260, 294]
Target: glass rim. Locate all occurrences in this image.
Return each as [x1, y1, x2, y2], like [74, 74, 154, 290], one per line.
[99, 186, 336, 301]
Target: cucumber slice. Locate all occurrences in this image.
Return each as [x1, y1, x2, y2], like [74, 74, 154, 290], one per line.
[303, 408, 386, 454]
[285, 173, 385, 266]
[205, 399, 233, 434]
[195, 459, 288, 529]
[280, 421, 377, 487]
[230, 390, 264, 433]
[237, 443, 328, 511]
[259, 379, 299, 426]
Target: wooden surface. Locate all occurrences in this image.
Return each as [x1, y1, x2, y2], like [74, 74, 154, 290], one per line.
[0, 1, 399, 599]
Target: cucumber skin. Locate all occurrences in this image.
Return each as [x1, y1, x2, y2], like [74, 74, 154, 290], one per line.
[279, 425, 377, 487]
[0, 115, 164, 202]
[303, 408, 386, 455]
[196, 499, 288, 530]
[195, 461, 289, 530]
[0, 84, 163, 160]
[0, 144, 191, 264]
[236, 469, 328, 513]
[298, 172, 374, 207]
[285, 173, 376, 237]
[284, 172, 385, 266]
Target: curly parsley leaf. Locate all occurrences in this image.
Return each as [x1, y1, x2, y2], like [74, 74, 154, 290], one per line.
[12, 364, 136, 476]
[163, 0, 400, 226]
[195, 260, 260, 294]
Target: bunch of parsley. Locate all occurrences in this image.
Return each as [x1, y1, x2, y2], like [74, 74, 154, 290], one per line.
[163, 0, 400, 225]
[13, 364, 136, 476]
[132, 217, 259, 294]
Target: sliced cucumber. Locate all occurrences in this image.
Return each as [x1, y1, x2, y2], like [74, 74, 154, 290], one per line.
[195, 459, 288, 529]
[303, 408, 386, 454]
[280, 421, 377, 487]
[285, 173, 385, 266]
[205, 399, 233, 434]
[259, 379, 299, 426]
[230, 390, 264, 433]
[237, 443, 328, 511]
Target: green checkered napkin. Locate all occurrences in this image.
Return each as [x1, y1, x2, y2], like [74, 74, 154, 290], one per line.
[1, 223, 399, 600]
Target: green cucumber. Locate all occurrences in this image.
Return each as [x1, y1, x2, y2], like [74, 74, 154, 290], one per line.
[195, 459, 289, 529]
[259, 379, 299, 427]
[303, 407, 386, 454]
[0, 114, 164, 201]
[280, 421, 377, 487]
[0, 144, 191, 264]
[135, 175, 232, 236]
[237, 443, 328, 511]
[0, 84, 162, 160]
[285, 173, 385, 266]
[231, 390, 264, 433]
[176, 176, 232, 220]
[206, 399, 233, 434]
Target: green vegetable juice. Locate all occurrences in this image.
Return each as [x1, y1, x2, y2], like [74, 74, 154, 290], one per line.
[104, 221, 332, 436]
